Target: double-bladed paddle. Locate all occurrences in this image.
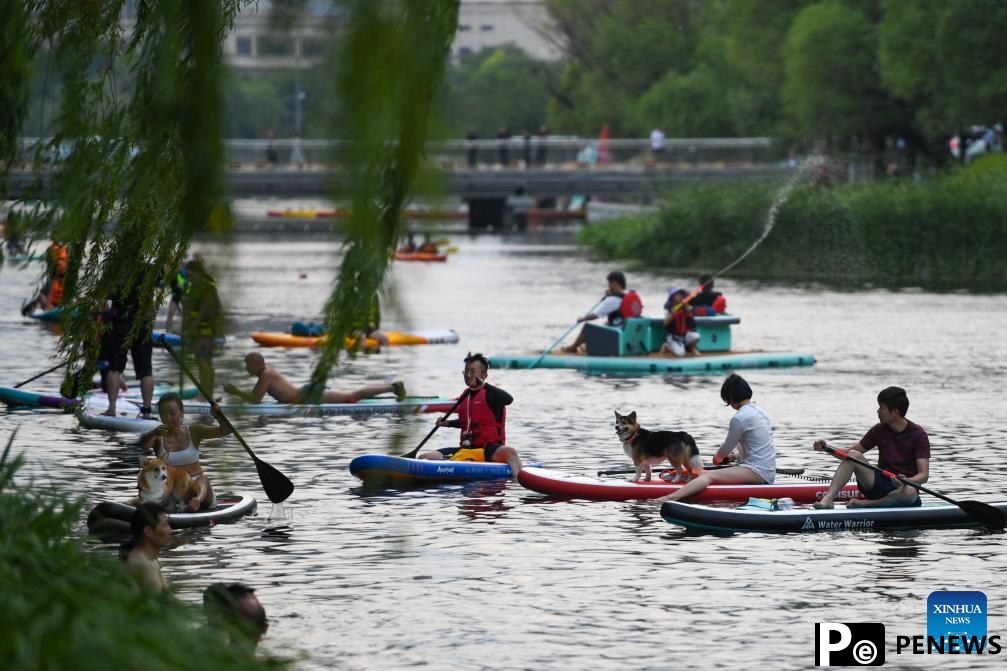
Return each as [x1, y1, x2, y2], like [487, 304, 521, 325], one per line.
[820, 443, 1004, 532]
[158, 336, 294, 504]
[401, 387, 472, 459]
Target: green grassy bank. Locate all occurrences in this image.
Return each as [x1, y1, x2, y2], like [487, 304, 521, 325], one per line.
[580, 155, 1007, 288]
[0, 440, 289, 671]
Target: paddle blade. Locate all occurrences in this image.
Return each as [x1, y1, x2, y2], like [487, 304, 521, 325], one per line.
[254, 457, 295, 503]
[959, 500, 1005, 532]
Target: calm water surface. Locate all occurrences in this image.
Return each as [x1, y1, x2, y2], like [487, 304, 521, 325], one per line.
[3, 225, 1006, 670]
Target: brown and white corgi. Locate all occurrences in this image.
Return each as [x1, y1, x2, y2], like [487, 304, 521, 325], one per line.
[137, 456, 202, 512]
[614, 410, 702, 482]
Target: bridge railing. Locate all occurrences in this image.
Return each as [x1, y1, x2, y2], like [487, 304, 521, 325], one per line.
[14, 136, 778, 171]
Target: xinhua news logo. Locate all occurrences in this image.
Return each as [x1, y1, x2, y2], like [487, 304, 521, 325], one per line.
[927, 590, 986, 652]
[816, 623, 885, 666]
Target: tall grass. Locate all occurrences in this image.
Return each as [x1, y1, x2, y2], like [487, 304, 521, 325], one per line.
[581, 155, 1007, 288]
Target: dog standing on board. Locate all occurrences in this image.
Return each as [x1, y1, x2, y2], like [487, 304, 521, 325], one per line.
[615, 410, 702, 482]
[136, 456, 203, 512]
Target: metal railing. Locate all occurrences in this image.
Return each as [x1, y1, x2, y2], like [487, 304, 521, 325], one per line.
[14, 136, 778, 172]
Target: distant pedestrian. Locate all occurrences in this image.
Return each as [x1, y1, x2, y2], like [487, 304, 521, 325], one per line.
[466, 129, 478, 168]
[265, 129, 278, 167]
[650, 127, 665, 162]
[522, 129, 532, 168]
[289, 132, 305, 169]
[535, 125, 549, 166]
[497, 126, 510, 167]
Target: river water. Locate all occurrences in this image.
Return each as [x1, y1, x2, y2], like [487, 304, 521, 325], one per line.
[3, 223, 1006, 670]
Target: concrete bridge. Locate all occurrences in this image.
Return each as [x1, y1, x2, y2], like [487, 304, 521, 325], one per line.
[6, 137, 793, 228]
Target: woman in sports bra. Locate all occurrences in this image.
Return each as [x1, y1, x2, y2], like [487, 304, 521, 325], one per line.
[139, 392, 232, 511]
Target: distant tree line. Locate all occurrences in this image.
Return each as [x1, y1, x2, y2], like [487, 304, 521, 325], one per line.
[544, 0, 1007, 162]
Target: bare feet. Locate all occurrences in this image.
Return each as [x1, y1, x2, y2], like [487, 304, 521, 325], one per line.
[813, 498, 834, 509]
[100, 409, 116, 417]
[560, 345, 578, 354]
[847, 498, 868, 508]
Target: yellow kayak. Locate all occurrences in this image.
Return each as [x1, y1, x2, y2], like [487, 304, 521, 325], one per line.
[251, 329, 459, 349]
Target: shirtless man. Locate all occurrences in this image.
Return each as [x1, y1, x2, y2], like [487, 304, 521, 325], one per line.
[223, 352, 406, 404]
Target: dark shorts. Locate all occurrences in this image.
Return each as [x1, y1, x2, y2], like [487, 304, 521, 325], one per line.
[858, 474, 921, 506]
[296, 382, 326, 404]
[191, 335, 215, 360]
[437, 444, 503, 461]
[101, 322, 153, 379]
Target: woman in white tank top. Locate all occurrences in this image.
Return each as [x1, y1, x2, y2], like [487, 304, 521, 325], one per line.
[664, 374, 777, 502]
[139, 392, 232, 510]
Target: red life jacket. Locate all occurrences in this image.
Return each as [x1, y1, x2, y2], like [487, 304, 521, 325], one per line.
[457, 386, 506, 448]
[669, 309, 688, 336]
[619, 290, 643, 318]
[712, 295, 727, 313]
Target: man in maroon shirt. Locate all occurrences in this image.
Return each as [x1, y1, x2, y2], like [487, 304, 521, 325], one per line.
[812, 386, 930, 508]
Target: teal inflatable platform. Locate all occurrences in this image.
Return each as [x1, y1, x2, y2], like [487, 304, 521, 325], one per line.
[488, 351, 816, 374]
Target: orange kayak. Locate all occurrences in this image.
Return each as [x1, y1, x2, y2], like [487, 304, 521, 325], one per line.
[394, 252, 447, 262]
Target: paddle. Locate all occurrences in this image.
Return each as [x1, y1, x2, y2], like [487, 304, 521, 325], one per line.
[158, 336, 294, 504]
[401, 388, 472, 459]
[14, 360, 67, 389]
[596, 465, 806, 477]
[527, 297, 606, 369]
[820, 443, 1004, 532]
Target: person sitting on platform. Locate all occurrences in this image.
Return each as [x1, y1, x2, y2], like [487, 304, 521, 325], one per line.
[560, 271, 642, 354]
[661, 288, 701, 357]
[691, 274, 727, 315]
[418, 235, 438, 254]
[399, 232, 417, 253]
[224, 352, 406, 404]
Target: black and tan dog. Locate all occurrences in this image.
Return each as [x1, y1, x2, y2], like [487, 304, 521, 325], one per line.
[614, 410, 702, 482]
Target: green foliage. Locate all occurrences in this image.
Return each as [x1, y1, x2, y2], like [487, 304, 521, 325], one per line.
[934, 0, 1007, 128]
[0, 0, 32, 179]
[0, 440, 288, 671]
[0, 1, 247, 395]
[781, 1, 896, 146]
[580, 158, 1007, 287]
[311, 0, 458, 384]
[440, 46, 556, 137]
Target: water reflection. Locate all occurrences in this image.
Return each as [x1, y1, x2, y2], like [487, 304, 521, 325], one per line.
[4, 231, 1007, 670]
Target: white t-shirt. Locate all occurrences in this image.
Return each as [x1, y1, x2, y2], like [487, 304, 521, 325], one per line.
[650, 129, 665, 150]
[717, 402, 776, 483]
[594, 294, 623, 319]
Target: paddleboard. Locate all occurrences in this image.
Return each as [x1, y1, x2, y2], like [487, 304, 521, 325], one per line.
[87, 493, 257, 534]
[660, 499, 1007, 533]
[186, 396, 457, 417]
[77, 397, 160, 433]
[349, 454, 531, 487]
[251, 329, 459, 348]
[0, 385, 198, 409]
[518, 466, 862, 503]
